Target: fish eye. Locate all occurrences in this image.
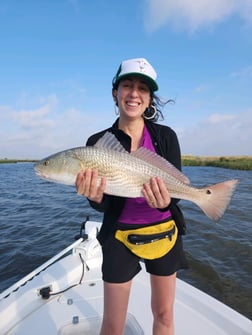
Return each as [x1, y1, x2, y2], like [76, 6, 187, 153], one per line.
[206, 189, 211, 195]
[43, 160, 49, 166]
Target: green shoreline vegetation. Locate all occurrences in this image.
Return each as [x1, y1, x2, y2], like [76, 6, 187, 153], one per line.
[1, 156, 252, 170]
[182, 155, 252, 171]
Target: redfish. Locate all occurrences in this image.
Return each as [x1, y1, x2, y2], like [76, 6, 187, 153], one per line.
[34, 132, 238, 221]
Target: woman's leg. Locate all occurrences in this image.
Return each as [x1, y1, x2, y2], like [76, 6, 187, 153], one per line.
[100, 280, 132, 335]
[150, 273, 176, 335]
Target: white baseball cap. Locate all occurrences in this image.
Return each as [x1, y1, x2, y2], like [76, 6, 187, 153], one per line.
[112, 58, 158, 92]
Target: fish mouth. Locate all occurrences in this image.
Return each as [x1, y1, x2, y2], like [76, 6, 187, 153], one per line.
[35, 170, 49, 179]
[34, 165, 49, 179]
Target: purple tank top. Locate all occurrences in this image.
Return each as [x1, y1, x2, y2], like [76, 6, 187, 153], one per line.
[118, 125, 172, 224]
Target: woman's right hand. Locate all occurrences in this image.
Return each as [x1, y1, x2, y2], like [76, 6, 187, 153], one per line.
[75, 169, 106, 204]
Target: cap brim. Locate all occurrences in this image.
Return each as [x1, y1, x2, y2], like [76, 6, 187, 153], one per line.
[116, 73, 158, 92]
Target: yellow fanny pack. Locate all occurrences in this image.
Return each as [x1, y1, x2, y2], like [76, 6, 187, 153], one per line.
[115, 220, 178, 260]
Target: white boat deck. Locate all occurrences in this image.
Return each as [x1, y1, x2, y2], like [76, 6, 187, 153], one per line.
[0, 221, 251, 335]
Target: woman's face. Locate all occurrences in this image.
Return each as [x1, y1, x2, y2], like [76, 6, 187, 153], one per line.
[113, 76, 151, 120]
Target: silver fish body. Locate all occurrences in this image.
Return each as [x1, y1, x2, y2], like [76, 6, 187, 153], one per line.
[35, 132, 238, 221]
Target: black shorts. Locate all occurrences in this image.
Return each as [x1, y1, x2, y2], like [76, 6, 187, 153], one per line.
[101, 224, 188, 283]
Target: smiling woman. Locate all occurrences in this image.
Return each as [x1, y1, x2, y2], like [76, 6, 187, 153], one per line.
[113, 76, 151, 130]
[75, 57, 188, 335]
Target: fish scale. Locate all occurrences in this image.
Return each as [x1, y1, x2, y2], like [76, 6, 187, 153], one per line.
[35, 132, 238, 221]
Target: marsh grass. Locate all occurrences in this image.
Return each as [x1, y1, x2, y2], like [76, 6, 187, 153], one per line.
[182, 156, 252, 170]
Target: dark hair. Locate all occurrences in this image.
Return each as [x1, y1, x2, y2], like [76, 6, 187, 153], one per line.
[112, 66, 122, 90]
[145, 93, 175, 122]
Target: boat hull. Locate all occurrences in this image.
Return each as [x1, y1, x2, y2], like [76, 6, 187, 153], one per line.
[0, 221, 251, 335]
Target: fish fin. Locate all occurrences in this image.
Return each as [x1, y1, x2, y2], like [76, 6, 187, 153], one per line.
[94, 132, 128, 153]
[131, 147, 190, 184]
[195, 179, 239, 221]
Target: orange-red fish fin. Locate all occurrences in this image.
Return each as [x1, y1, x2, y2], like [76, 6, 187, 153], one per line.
[194, 179, 239, 221]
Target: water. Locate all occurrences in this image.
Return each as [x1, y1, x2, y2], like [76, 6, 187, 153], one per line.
[0, 163, 251, 319]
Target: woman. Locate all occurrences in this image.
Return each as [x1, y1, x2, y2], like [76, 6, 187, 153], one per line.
[76, 58, 187, 335]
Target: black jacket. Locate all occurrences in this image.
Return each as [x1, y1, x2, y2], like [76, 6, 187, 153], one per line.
[86, 119, 186, 244]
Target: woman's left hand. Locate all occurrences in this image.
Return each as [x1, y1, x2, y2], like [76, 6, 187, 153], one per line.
[142, 177, 171, 209]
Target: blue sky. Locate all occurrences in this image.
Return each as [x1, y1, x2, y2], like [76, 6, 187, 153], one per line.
[0, 0, 251, 159]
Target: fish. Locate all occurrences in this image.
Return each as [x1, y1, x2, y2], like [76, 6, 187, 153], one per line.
[34, 131, 238, 221]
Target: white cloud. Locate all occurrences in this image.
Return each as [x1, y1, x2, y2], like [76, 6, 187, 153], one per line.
[179, 109, 252, 156]
[1, 92, 251, 159]
[144, 0, 252, 33]
[207, 113, 236, 124]
[11, 95, 57, 129]
[0, 95, 114, 159]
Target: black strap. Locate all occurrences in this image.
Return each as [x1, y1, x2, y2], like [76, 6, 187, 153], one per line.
[127, 226, 176, 245]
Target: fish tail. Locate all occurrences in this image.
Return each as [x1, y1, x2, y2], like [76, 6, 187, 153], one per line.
[194, 179, 239, 221]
